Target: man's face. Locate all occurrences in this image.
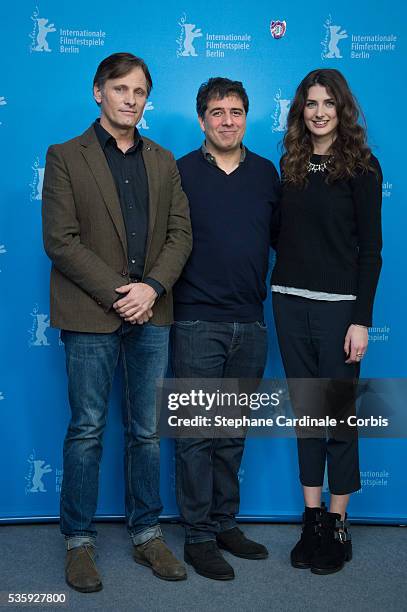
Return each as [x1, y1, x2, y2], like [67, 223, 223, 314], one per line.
[93, 67, 148, 133]
[198, 94, 246, 154]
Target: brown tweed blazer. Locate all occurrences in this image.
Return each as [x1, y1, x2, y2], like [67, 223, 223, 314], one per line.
[42, 125, 192, 332]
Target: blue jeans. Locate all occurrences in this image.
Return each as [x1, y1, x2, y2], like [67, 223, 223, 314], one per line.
[171, 320, 268, 544]
[60, 322, 170, 549]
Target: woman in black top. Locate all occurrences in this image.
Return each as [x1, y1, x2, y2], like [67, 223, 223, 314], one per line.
[272, 69, 382, 574]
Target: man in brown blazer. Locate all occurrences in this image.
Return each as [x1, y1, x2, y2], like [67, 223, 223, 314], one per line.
[42, 53, 192, 592]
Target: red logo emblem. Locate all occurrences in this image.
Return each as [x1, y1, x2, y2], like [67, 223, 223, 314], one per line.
[270, 21, 287, 39]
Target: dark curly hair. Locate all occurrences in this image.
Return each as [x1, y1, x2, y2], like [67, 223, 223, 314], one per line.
[196, 77, 249, 118]
[281, 68, 375, 186]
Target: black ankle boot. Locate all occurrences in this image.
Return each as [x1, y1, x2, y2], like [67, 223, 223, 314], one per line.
[217, 527, 268, 559]
[290, 503, 325, 569]
[184, 541, 235, 580]
[311, 511, 352, 575]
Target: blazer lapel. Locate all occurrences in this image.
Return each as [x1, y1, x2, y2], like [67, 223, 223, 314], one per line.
[142, 142, 159, 262]
[79, 127, 127, 253]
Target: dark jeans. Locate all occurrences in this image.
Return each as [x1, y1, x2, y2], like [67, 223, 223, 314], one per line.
[171, 320, 268, 543]
[60, 322, 170, 548]
[272, 293, 361, 495]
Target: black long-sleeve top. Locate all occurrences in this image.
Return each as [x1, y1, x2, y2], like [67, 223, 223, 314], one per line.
[271, 154, 382, 326]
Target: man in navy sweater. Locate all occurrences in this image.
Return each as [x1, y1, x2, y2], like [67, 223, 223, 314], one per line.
[171, 78, 280, 580]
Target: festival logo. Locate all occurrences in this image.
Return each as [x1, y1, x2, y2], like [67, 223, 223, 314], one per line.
[30, 157, 44, 201]
[25, 450, 52, 493]
[176, 13, 203, 57]
[321, 14, 348, 59]
[28, 304, 51, 347]
[238, 467, 245, 485]
[137, 101, 154, 130]
[321, 15, 397, 61]
[176, 14, 251, 59]
[29, 7, 56, 53]
[29, 5, 107, 55]
[0, 391, 4, 401]
[0, 96, 6, 125]
[270, 21, 286, 39]
[272, 89, 291, 132]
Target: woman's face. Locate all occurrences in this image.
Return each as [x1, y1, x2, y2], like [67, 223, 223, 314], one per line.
[303, 84, 338, 143]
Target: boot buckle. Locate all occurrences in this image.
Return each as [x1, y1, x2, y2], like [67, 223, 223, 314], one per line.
[335, 529, 351, 543]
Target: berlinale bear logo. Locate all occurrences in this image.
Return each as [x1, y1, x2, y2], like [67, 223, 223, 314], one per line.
[321, 15, 348, 59]
[28, 305, 51, 347]
[26, 451, 52, 494]
[272, 90, 291, 133]
[29, 8, 56, 53]
[176, 13, 203, 57]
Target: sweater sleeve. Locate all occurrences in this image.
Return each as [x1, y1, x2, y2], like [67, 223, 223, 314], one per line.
[270, 163, 282, 251]
[351, 156, 383, 326]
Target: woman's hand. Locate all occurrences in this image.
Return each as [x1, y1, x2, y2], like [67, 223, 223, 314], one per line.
[344, 324, 368, 364]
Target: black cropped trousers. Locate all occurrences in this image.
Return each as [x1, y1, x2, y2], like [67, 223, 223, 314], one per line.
[272, 292, 361, 495]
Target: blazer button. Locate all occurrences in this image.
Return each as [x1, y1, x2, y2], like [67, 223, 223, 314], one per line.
[121, 270, 128, 277]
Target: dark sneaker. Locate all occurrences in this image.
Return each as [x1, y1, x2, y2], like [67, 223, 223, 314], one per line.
[133, 537, 187, 581]
[65, 545, 103, 593]
[184, 541, 235, 580]
[217, 527, 268, 560]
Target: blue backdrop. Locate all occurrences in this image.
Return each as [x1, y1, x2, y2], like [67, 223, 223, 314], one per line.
[0, 1, 405, 523]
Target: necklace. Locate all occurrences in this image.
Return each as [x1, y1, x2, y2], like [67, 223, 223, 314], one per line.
[307, 156, 333, 173]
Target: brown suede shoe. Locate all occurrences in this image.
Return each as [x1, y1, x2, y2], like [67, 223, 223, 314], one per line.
[133, 537, 187, 581]
[65, 545, 103, 593]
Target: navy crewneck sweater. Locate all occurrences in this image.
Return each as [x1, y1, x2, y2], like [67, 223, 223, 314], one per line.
[173, 148, 280, 322]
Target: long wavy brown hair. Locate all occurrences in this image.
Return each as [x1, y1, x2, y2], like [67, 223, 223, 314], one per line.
[281, 69, 374, 186]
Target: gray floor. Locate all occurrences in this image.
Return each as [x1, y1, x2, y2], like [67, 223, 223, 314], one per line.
[1, 522, 406, 612]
